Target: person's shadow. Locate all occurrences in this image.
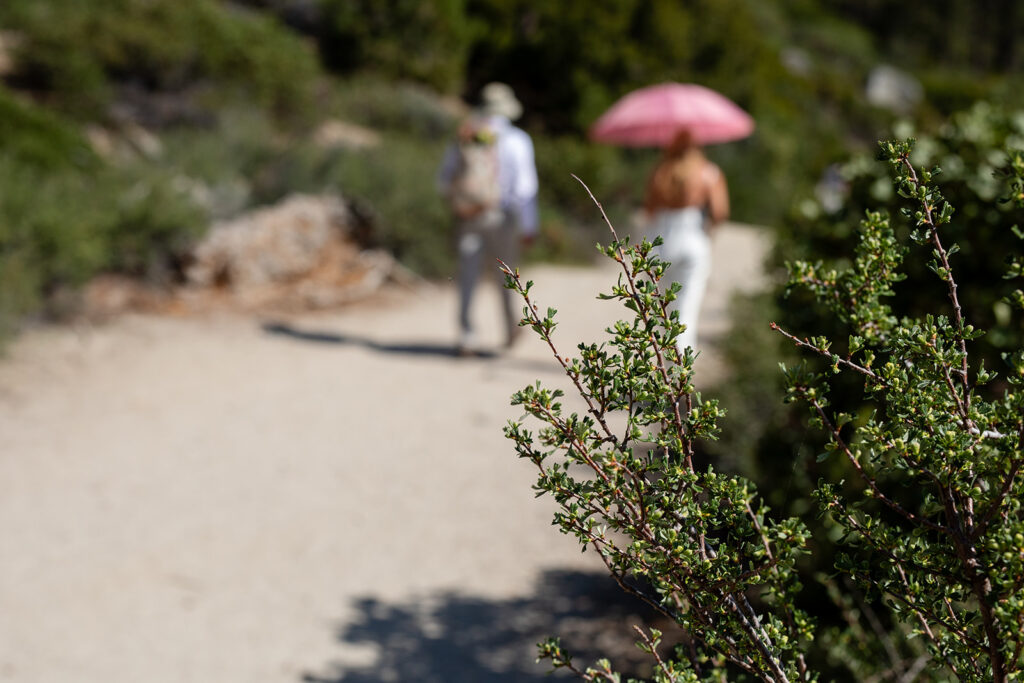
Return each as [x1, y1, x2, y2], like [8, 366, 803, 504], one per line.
[261, 320, 564, 374]
[261, 321, 487, 358]
[301, 569, 678, 682]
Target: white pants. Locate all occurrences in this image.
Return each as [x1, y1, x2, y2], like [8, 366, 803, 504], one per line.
[649, 208, 711, 353]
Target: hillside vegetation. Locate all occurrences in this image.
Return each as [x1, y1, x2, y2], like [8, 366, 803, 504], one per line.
[0, 0, 1021, 335]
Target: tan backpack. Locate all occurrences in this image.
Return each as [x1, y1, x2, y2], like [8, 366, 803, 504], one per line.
[448, 117, 501, 220]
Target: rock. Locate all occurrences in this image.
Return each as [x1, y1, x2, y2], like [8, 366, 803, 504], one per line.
[186, 194, 350, 289]
[182, 193, 401, 311]
[0, 31, 23, 77]
[79, 275, 170, 320]
[84, 125, 119, 160]
[84, 123, 165, 161]
[866, 65, 923, 115]
[76, 194, 401, 320]
[312, 119, 381, 149]
[780, 47, 813, 77]
[122, 122, 163, 159]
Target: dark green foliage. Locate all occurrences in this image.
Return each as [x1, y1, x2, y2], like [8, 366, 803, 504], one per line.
[0, 0, 320, 120]
[503, 221, 813, 681]
[784, 103, 1024, 380]
[0, 85, 203, 330]
[829, 0, 1024, 74]
[778, 139, 1024, 680]
[158, 101, 458, 278]
[0, 85, 98, 170]
[718, 105, 1024, 676]
[0, 157, 203, 328]
[3, 0, 1022, 342]
[460, 0, 860, 225]
[509, 149, 1024, 680]
[321, 138, 455, 277]
[730, 103, 1024, 482]
[326, 77, 458, 139]
[532, 137, 652, 234]
[311, 1, 1023, 231]
[318, 0, 473, 94]
[703, 293, 803, 493]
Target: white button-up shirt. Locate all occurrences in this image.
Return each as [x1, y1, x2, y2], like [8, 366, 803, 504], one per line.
[438, 115, 539, 235]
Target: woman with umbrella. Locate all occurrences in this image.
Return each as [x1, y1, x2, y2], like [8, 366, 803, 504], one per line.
[642, 127, 729, 353]
[590, 83, 752, 354]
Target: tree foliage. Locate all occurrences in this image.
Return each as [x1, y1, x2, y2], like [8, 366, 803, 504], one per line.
[318, 0, 473, 94]
[0, 0, 319, 120]
[505, 143, 1024, 680]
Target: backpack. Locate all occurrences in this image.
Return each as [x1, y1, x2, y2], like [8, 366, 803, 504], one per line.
[447, 117, 501, 220]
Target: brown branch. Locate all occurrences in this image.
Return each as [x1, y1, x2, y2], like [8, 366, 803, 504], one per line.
[974, 424, 1024, 538]
[807, 395, 948, 534]
[571, 175, 694, 472]
[771, 323, 884, 384]
[501, 261, 621, 448]
[892, 563, 978, 678]
[897, 157, 970, 400]
[948, 524, 1006, 680]
[745, 500, 810, 679]
[633, 625, 676, 681]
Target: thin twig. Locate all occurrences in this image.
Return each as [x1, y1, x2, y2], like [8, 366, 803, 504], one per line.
[771, 323, 884, 384]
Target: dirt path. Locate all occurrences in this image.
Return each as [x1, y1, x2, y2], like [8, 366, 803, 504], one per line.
[0, 224, 768, 683]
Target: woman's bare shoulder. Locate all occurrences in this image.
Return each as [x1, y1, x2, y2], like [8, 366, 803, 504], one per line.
[703, 161, 723, 181]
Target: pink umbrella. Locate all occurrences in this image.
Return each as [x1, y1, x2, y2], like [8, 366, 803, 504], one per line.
[589, 83, 754, 147]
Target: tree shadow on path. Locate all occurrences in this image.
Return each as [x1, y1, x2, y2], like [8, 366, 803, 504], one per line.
[301, 569, 675, 683]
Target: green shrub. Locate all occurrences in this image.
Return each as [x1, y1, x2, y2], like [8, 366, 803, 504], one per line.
[506, 143, 1024, 680]
[0, 85, 204, 330]
[783, 102, 1024, 375]
[709, 102, 1024, 676]
[0, 0, 320, 121]
[0, 159, 203, 285]
[724, 103, 1024, 511]
[318, 0, 473, 94]
[327, 77, 459, 139]
[320, 137, 455, 277]
[0, 85, 98, 170]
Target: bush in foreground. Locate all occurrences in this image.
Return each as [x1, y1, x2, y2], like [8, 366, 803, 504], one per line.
[502, 142, 1024, 680]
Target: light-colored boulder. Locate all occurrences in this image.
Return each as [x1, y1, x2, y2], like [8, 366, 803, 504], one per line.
[186, 194, 350, 289]
[182, 193, 404, 311]
[866, 65, 923, 115]
[0, 31, 23, 77]
[312, 119, 381, 149]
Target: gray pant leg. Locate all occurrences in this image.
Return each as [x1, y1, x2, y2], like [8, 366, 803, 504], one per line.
[488, 213, 521, 342]
[457, 226, 486, 343]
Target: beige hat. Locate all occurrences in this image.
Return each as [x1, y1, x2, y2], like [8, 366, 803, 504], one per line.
[479, 82, 523, 121]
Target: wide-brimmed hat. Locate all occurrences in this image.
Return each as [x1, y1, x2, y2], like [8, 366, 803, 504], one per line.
[479, 82, 522, 121]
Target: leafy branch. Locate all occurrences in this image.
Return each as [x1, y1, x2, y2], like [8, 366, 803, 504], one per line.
[507, 141, 1024, 682]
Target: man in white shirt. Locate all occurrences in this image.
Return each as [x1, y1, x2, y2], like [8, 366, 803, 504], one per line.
[437, 82, 539, 356]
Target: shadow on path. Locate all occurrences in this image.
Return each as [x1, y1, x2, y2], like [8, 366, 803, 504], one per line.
[301, 569, 675, 683]
[261, 321, 564, 374]
[262, 321, 483, 358]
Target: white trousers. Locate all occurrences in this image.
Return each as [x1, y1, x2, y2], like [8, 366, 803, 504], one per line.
[649, 208, 711, 354]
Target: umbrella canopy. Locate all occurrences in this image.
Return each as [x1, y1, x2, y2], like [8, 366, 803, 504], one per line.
[589, 83, 754, 147]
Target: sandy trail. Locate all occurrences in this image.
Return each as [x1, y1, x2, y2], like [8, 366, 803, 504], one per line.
[0, 224, 768, 683]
